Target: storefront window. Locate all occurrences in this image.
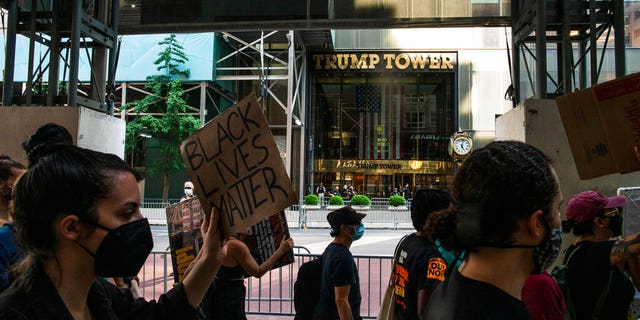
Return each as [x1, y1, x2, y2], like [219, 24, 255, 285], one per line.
[309, 51, 457, 196]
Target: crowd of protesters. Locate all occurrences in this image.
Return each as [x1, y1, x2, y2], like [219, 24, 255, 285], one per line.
[3, 123, 640, 320]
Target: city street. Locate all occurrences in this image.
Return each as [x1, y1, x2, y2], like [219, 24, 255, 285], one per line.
[145, 225, 406, 318]
[151, 225, 408, 256]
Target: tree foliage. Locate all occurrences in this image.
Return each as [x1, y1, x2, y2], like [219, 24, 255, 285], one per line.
[125, 34, 200, 202]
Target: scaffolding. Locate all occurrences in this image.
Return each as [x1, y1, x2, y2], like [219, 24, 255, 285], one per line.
[2, 0, 119, 112]
[511, 0, 626, 102]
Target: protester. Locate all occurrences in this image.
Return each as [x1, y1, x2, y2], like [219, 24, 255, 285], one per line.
[423, 141, 563, 320]
[392, 189, 451, 320]
[21, 122, 73, 164]
[181, 181, 195, 202]
[562, 191, 640, 320]
[347, 185, 356, 200]
[315, 206, 366, 320]
[0, 144, 224, 319]
[403, 184, 411, 200]
[0, 155, 26, 292]
[330, 186, 340, 196]
[317, 183, 326, 205]
[202, 234, 294, 320]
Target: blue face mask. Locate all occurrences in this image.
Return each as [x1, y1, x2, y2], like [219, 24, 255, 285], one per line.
[350, 223, 365, 241]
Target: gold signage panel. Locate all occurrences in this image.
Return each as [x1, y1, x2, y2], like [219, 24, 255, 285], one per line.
[311, 52, 457, 73]
[315, 159, 451, 174]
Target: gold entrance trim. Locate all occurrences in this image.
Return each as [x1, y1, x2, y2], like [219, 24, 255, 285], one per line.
[315, 159, 451, 174]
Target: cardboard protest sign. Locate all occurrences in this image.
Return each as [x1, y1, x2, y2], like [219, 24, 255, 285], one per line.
[556, 72, 640, 179]
[180, 93, 298, 238]
[166, 197, 204, 283]
[166, 197, 293, 282]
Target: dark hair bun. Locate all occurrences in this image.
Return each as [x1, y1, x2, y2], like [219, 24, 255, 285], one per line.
[22, 123, 73, 164]
[26, 144, 65, 167]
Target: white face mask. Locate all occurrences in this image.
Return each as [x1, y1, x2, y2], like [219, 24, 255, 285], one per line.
[184, 188, 193, 196]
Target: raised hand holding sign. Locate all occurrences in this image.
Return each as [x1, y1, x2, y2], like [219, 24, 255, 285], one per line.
[180, 93, 297, 238]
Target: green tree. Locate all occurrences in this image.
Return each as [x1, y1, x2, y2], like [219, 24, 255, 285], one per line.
[125, 34, 200, 202]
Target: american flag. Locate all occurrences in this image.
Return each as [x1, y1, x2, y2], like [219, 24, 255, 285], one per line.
[356, 85, 381, 113]
[357, 84, 402, 160]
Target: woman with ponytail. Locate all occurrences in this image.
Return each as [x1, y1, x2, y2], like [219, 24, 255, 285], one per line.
[424, 141, 563, 320]
[0, 145, 224, 319]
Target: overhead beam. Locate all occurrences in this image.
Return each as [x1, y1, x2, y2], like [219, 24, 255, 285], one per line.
[119, 17, 511, 35]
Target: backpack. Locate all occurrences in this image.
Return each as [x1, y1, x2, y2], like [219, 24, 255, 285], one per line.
[550, 244, 612, 320]
[294, 255, 323, 320]
[550, 258, 572, 318]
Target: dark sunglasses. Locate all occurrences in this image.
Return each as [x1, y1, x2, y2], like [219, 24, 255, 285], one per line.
[600, 207, 622, 217]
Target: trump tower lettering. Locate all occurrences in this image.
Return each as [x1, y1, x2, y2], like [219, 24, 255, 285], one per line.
[180, 93, 298, 237]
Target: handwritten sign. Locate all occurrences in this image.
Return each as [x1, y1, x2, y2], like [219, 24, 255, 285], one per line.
[180, 93, 297, 237]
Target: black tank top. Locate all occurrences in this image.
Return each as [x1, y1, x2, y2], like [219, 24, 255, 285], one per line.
[216, 265, 246, 281]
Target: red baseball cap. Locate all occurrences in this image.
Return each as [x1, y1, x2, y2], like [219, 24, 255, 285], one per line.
[566, 191, 626, 223]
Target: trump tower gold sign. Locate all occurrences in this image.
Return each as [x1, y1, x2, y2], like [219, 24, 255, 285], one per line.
[311, 52, 457, 72]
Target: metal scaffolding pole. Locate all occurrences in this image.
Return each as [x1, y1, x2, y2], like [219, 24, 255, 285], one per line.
[47, 0, 60, 106]
[613, 0, 625, 77]
[285, 30, 294, 176]
[2, 0, 17, 106]
[68, 0, 82, 106]
[535, 0, 547, 98]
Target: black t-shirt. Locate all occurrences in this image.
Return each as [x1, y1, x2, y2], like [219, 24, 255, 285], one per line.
[424, 269, 531, 320]
[566, 241, 635, 320]
[314, 242, 362, 320]
[403, 187, 411, 199]
[393, 233, 447, 320]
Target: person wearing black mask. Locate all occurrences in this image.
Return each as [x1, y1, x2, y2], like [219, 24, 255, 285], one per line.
[0, 145, 224, 319]
[562, 191, 640, 320]
[423, 141, 563, 320]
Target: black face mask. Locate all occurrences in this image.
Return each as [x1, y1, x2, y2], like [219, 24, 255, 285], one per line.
[607, 214, 623, 238]
[77, 218, 153, 277]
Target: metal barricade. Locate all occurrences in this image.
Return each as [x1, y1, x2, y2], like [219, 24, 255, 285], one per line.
[300, 207, 412, 230]
[138, 250, 174, 301]
[140, 200, 174, 225]
[617, 187, 640, 318]
[140, 199, 414, 229]
[136, 247, 392, 319]
[618, 187, 640, 237]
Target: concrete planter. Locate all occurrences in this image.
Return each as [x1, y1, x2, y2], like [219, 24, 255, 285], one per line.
[351, 205, 370, 212]
[302, 205, 321, 210]
[326, 205, 344, 210]
[388, 206, 409, 211]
